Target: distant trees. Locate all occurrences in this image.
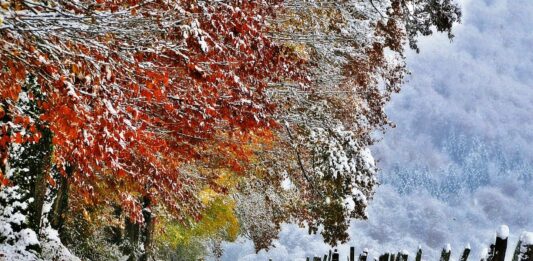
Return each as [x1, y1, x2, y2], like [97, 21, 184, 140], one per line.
[0, 0, 461, 259]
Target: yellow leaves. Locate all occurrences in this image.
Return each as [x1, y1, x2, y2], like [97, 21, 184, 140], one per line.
[156, 196, 240, 248]
[0, 0, 9, 10]
[199, 188, 217, 205]
[284, 43, 310, 60]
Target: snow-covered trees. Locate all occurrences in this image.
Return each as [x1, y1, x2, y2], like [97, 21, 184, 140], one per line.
[245, 0, 460, 247]
[0, 0, 461, 259]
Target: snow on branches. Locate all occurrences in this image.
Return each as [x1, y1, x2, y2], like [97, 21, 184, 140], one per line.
[0, 0, 461, 258]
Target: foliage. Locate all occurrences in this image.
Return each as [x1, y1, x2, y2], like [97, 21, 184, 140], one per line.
[0, 0, 461, 259]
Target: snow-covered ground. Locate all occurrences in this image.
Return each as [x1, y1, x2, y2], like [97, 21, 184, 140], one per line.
[222, 0, 533, 260]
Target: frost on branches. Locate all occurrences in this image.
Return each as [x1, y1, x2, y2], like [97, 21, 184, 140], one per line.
[0, 0, 461, 259]
[249, 0, 461, 248]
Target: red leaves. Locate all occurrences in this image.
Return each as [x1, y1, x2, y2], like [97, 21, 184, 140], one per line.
[117, 169, 128, 178]
[0, 0, 304, 224]
[12, 133, 23, 144]
[0, 170, 9, 186]
[46, 174, 56, 187]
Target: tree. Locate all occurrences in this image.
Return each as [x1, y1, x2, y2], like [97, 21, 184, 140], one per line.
[0, 0, 299, 258]
[0, 0, 462, 258]
[238, 0, 461, 248]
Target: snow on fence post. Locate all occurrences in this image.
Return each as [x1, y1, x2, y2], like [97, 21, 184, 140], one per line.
[492, 225, 509, 261]
[512, 232, 533, 261]
[398, 250, 408, 261]
[415, 247, 422, 261]
[460, 244, 471, 261]
[359, 248, 368, 261]
[440, 244, 451, 261]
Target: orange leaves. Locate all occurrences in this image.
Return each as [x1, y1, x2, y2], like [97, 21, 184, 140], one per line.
[0, 170, 8, 186]
[117, 169, 128, 178]
[0, 0, 304, 226]
[46, 174, 56, 187]
[12, 132, 23, 144]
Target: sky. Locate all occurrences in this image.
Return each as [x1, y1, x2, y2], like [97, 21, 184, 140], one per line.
[222, 0, 533, 260]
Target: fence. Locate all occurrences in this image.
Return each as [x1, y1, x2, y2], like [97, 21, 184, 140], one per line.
[268, 226, 533, 261]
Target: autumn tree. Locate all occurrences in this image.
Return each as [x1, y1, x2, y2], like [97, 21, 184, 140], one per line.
[236, 0, 461, 249]
[0, 0, 299, 259]
[0, 0, 461, 259]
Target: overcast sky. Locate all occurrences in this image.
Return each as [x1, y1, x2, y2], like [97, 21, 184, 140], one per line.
[222, 0, 533, 259]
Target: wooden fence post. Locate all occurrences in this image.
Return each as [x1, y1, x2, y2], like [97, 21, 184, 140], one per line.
[398, 250, 408, 261]
[440, 244, 451, 261]
[460, 244, 471, 261]
[359, 248, 368, 261]
[493, 225, 509, 261]
[332, 249, 339, 261]
[350, 247, 355, 261]
[415, 247, 422, 261]
[513, 232, 533, 261]
[379, 253, 390, 261]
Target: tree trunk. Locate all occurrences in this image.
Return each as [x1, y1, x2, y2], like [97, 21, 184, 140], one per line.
[49, 165, 72, 236]
[124, 216, 141, 261]
[140, 196, 155, 261]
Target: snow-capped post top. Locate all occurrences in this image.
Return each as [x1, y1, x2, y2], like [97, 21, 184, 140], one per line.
[497, 225, 510, 239]
[521, 231, 533, 245]
[445, 243, 452, 253]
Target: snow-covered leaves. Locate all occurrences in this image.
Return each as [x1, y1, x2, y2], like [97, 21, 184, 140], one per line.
[0, 0, 297, 222]
[0, 0, 461, 258]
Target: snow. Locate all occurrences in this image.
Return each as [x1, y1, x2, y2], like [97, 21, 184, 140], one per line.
[479, 247, 488, 259]
[65, 81, 79, 99]
[198, 37, 209, 53]
[360, 148, 376, 172]
[496, 225, 509, 239]
[103, 99, 118, 116]
[0, 185, 81, 261]
[520, 232, 533, 245]
[281, 177, 294, 191]
[444, 244, 451, 253]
